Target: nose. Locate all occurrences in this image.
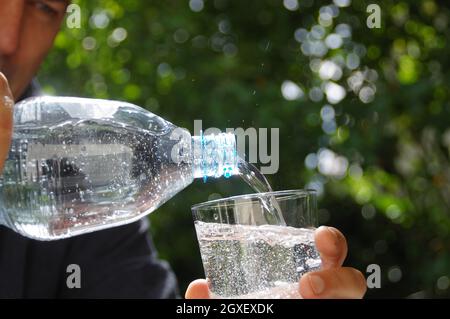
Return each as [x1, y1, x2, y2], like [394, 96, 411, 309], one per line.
[0, 1, 25, 56]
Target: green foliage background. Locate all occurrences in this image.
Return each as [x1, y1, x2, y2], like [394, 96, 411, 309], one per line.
[38, 0, 450, 298]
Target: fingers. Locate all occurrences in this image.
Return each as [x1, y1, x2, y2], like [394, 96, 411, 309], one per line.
[300, 267, 367, 299]
[0, 72, 14, 172]
[315, 226, 348, 269]
[185, 279, 211, 299]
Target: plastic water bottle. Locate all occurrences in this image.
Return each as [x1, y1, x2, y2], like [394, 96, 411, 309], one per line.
[0, 96, 238, 240]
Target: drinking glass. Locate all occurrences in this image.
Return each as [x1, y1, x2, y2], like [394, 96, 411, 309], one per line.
[191, 189, 320, 298]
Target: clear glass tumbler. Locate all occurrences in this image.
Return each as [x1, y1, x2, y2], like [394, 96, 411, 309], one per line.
[192, 189, 320, 298]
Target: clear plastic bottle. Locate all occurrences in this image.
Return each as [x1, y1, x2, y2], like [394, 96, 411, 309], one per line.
[0, 96, 238, 240]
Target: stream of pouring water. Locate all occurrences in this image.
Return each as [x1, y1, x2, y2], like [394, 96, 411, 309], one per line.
[237, 157, 286, 226]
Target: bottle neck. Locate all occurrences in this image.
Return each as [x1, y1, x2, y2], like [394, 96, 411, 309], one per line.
[191, 133, 238, 181]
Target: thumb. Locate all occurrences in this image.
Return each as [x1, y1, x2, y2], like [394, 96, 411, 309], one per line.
[0, 72, 14, 173]
[185, 279, 211, 299]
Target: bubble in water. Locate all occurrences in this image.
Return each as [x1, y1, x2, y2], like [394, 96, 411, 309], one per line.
[79, 191, 85, 202]
[195, 222, 320, 298]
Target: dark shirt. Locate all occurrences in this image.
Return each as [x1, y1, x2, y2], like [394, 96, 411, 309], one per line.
[0, 82, 179, 298]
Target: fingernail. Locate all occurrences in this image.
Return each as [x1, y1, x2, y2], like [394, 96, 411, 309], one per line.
[0, 72, 14, 109]
[3, 96, 14, 110]
[0, 72, 7, 87]
[326, 226, 340, 242]
[308, 274, 325, 295]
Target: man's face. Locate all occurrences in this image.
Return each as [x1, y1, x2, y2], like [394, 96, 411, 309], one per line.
[0, 0, 68, 100]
